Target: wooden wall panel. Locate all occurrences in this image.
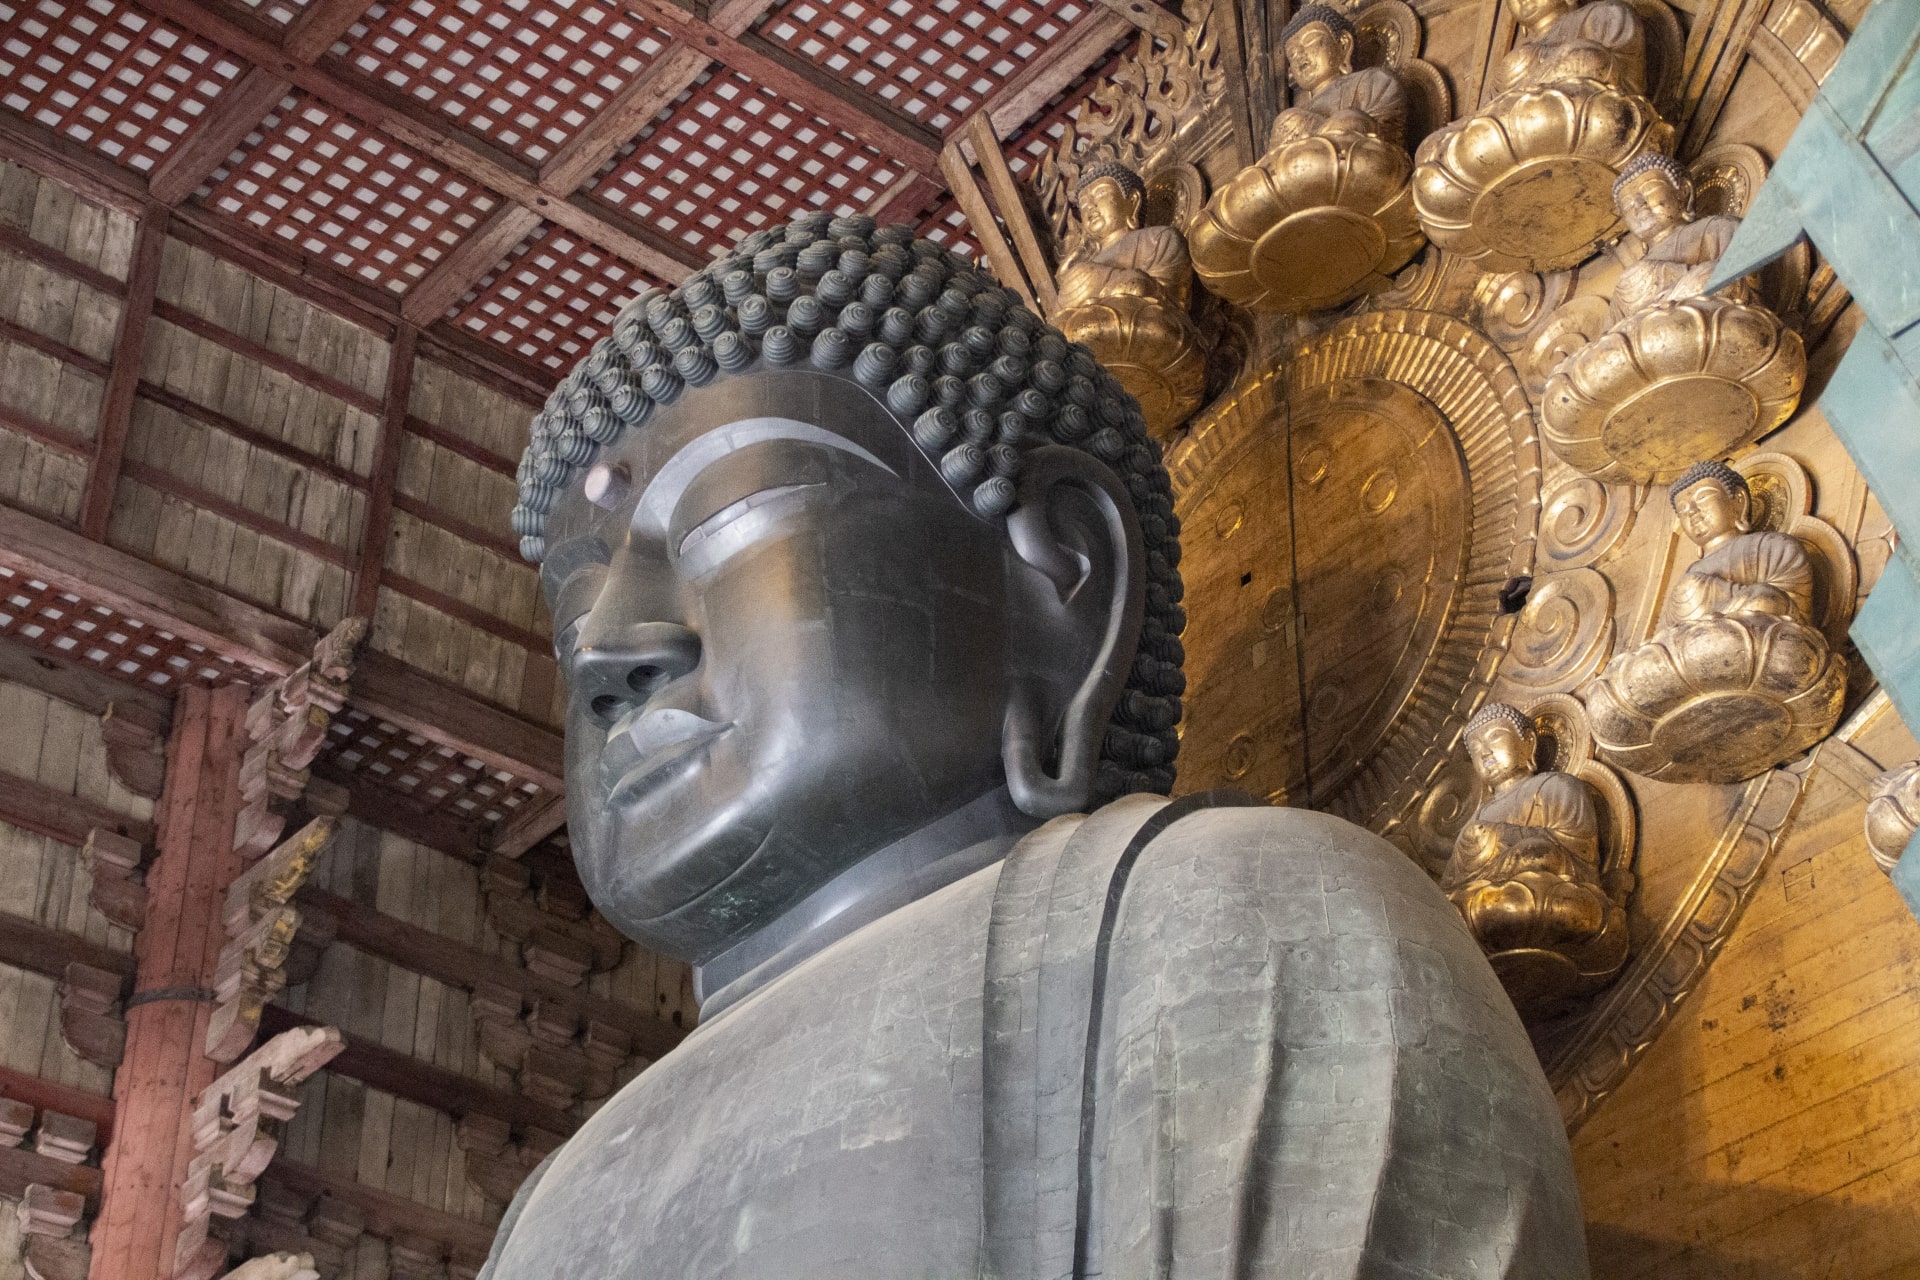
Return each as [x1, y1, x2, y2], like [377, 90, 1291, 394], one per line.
[138, 318, 381, 478]
[1574, 710, 1920, 1279]
[106, 477, 355, 629]
[407, 359, 534, 472]
[0, 160, 136, 282]
[123, 397, 369, 553]
[0, 251, 121, 362]
[394, 434, 519, 550]
[155, 239, 390, 403]
[368, 587, 532, 717]
[385, 511, 540, 634]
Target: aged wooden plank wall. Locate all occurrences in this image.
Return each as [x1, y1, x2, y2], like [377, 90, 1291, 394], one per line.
[1574, 705, 1920, 1278]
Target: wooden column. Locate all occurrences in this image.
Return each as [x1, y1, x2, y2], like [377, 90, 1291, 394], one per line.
[88, 684, 250, 1280]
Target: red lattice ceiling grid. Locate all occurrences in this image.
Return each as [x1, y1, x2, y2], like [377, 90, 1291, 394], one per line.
[1002, 33, 1132, 177]
[588, 67, 907, 259]
[753, 0, 1095, 136]
[449, 220, 660, 370]
[199, 90, 500, 293]
[319, 706, 548, 824]
[0, 565, 269, 689]
[235, 0, 313, 29]
[0, 0, 244, 174]
[333, 0, 671, 167]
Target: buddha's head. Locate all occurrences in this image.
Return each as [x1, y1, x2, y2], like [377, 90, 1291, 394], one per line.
[1283, 5, 1356, 95]
[1614, 152, 1694, 243]
[513, 213, 1185, 962]
[1465, 702, 1539, 793]
[1668, 459, 1751, 553]
[1075, 161, 1146, 248]
[1511, 0, 1581, 36]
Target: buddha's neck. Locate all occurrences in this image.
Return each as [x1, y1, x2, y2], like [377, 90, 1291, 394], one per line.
[693, 787, 1038, 1019]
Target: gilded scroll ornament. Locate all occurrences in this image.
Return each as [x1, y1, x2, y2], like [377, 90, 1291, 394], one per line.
[1580, 459, 1845, 783]
[1540, 472, 1640, 568]
[1187, 4, 1424, 313]
[1539, 154, 1806, 483]
[1050, 161, 1207, 440]
[1506, 567, 1616, 688]
[1865, 762, 1920, 875]
[1442, 700, 1631, 1017]
[1412, 0, 1669, 273]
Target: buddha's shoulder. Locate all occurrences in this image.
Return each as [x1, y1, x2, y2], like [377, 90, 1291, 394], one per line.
[1077, 798, 1467, 949]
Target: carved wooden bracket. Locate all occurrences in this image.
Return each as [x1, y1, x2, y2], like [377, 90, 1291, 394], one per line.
[236, 1181, 362, 1277]
[470, 856, 635, 1108]
[174, 1026, 345, 1280]
[99, 700, 169, 801]
[207, 820, 337, 1064]
[3, 1101, 99, 1280]
[454, 1113, 562, 1207]
[80, 827, 150, 932]
[56, 961, 126, 1070]
[234, 618, 367, 860]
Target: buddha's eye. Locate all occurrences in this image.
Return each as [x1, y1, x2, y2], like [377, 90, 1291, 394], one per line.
[669, 481, 828, 579]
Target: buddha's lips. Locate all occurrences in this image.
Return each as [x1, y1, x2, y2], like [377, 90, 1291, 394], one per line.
[600, 707, 733, 800]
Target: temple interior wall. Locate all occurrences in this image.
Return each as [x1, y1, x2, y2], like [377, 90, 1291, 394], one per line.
[1573, 707, 1920, 1277]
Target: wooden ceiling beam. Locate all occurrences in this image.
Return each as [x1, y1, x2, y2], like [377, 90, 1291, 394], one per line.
[485, 791, 568, 860]
[620, 0, 942, 173]
[400, 205, 543, 326]
[0, 502, 564, 788]
[147, 68, 289, 207]
[295, 885, 682, 1058]
[0, 635, 175, 729]
[265, 1161, 498, 1262]
[984, 11, 1135, 140]
[352, 323, 417, 619]
[134, 0, 696, 282]
[0, 1067, 116, 1146]
[539, 44, 714, 196]
[259, 1005, 579, 1137]
[79, 210, 167, 540]
[0, 909, 136, 985]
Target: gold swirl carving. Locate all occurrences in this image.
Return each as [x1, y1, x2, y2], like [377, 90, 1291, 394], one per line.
[1507, 568, 1616, 689]
[1540, 473, 1640, 568]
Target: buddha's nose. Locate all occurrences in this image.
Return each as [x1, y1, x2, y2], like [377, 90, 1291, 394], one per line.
[572, 622, 701, 716]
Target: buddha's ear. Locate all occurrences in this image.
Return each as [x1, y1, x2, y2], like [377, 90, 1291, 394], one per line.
[1000, 445, 1147, 818]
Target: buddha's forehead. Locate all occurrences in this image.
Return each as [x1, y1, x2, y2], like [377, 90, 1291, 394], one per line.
[538, 368, 946, 579]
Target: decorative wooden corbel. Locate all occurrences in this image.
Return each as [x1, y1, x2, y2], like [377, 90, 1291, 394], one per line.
[80, 827, 149, 931]
[206, 819, 337, 1064]
[455, 1114, 562, 1206]
[5, 1103, 100, 1280]
[57, 962, 127, 1070]
[174, 1026, 345, 1280]
[234, 618, 367, 860]
[99, 699, 169, 800]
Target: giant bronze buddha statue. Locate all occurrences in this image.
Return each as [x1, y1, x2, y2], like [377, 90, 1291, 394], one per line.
[481, 212, 1588, 1278]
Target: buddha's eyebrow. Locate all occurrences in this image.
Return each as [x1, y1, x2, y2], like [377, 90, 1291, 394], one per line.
[632, 416, 896, 538]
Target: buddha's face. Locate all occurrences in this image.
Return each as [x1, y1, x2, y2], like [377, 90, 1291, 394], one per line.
[1286, 22, 1351, 93]
[1672, 477, 1749, 550]
[1617, 171, 1691, 242]
[1467, 719, 1536, 790]
[539, 370, 1139, 962]
[1078, 176, 1141, 245]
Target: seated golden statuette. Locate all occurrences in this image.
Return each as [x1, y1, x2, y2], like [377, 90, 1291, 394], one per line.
[1581, 461, 1846, 784]
[1049, 160, 1207, 440]
[1188, 5, 1422, 313]
[1413, 0, 1668, 273]
[1540, 154, 1807, 484]
[1443, 703, 1629, 1017]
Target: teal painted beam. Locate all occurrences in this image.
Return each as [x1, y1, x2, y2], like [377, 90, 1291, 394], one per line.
[1817, 320, 1920, 567]
[1854, 552, 1920, 736]
[1890, 828, 1920, 919]
[1821, 0, 1920, 134]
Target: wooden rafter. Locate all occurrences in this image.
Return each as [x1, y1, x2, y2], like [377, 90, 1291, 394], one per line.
[81, 210, 169, 540]
[984, 10, 1136, 139]
[353, 323, 418, 619]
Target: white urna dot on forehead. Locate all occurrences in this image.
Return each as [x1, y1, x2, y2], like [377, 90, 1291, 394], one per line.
[584, 461, 630, 511]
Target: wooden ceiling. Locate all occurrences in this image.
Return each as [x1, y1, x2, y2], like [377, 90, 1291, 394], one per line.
[0, 0, 1151, 377]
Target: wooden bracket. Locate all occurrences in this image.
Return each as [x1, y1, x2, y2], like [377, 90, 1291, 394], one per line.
[81, 827, 151, 932]
[57, 962, 127, 1070]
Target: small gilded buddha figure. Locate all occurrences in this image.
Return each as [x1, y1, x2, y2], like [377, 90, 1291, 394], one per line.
[1490, 0, 1647, 97]
[1050, 160, 1206, 440]
[1413, 0, 1668, 273]
[1540, 154, 1805, 483]
[1267, 4, 1408, 148]
[1582, 461, 1846, 784]
[1443, 703, 1628, 1015]
[1188, 5, 1423, 313]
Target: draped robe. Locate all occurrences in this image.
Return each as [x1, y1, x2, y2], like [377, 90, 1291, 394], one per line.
[478, 798, 1588, 1279]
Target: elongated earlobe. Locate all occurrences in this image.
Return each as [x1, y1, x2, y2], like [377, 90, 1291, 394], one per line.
[999, 446, 1146, 818]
